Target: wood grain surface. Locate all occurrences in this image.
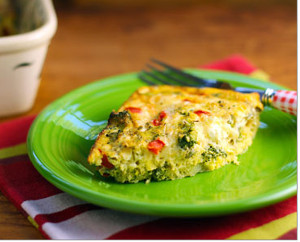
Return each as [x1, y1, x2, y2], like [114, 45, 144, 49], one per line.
[0, 1, 296, 239]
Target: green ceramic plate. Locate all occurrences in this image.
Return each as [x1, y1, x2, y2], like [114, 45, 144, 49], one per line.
[27, 69, 297, 217]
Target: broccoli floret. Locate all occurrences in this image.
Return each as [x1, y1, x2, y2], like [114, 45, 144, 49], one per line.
[201, 145, 227, 162]
[108, 110, 132, 130]
[178, 135, 196, 149]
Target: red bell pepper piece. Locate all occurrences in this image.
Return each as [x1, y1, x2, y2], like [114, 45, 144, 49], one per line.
[147, 139, 165, 155]
[159, 111, 167, 120]
[125, 107, 142, 113]
[101, 154, 114, 169]
[194, 110, 210, 116]
[152, 119, 161, 126]
[152, 111, 167, 126]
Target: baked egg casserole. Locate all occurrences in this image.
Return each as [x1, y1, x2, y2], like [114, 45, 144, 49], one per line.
[88, 85, 263, 183]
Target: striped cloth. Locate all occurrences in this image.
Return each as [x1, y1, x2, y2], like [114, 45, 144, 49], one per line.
[0, 55, 297, 239]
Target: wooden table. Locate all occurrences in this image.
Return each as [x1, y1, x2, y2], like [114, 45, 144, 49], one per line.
[0, 2, 296, 239]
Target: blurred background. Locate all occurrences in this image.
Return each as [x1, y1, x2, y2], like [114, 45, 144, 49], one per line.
[48, 0, 296, 90]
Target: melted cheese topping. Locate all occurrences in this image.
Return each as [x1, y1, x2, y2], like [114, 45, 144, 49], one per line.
[88, 85, 263, 183]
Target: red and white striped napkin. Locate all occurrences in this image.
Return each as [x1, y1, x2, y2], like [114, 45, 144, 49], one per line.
[0, 55, 297, 239]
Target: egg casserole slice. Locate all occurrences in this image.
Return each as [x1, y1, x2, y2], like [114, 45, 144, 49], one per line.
[88, 85, 263, 183]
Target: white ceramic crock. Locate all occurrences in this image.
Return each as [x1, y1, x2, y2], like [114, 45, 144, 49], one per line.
[0, 0, 57, 117]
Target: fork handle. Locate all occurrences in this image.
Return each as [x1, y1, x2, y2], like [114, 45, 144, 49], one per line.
[262, 89, 297, 116]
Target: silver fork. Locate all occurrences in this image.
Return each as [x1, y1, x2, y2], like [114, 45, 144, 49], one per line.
[138, 58, 297, 116]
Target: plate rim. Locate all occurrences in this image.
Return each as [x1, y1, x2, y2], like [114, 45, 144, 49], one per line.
[27, 69, 297, 217]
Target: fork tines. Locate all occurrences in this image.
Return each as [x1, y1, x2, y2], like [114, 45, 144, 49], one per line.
[138, 58, 218, 88]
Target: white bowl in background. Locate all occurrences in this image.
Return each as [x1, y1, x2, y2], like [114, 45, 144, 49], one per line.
[0, 0, 57, 117]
